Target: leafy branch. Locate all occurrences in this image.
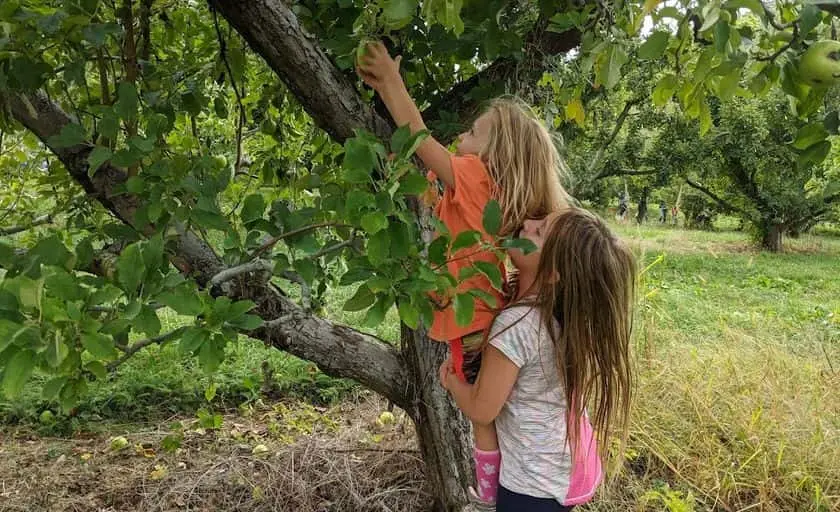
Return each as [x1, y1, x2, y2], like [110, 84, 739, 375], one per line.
[249, 222, 349, 259]
[106, 326, 188, 372]
[0, 214, 53, 236]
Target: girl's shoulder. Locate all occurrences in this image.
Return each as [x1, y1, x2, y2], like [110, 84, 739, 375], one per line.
[491, 305, 542, 336]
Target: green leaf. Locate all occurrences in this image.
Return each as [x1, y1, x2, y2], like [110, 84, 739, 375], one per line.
[699, 5, 720, 32]
[42, 376, 68, 400]
[2, 350, 35, 398]
[86, 361, 107, 380]
[398, 173, 429, 196]
[44, 334, 69, 368]
[47, 123, 86, 148]
[343, 285, 375, 312]
[792, 123, 829, 150]
[718, 68, 740, 101]
[364, 294, 394, 327]
[157, 284, 204, 316]
[361, 212, 389, 235]
[398, 129, 429, 159]
[128, 135, 155, 154]
[241, 194, 265, 224]
[638, 31, 669, 60]
[134, 306, 161, 336]
[799, 4, 822, 36]
[13, 276, 44, 311]
[30, 235, 73, 268]
[0, 320, 22, 353]
[294, 258, 318, 283]
[75, 238, 95, 270]
[453, 293, 474, 327]
[205, 382, 217, 402]
[390, 125, 412, 156]
[383, 0, 418, 29]
[192, 207, 229, 232]
[45, 269, 85, 301]
[115, 82, 139, 121]
[798, 140, 831, 167]
[99, 113, 120, 141]
[653, 74, 678, 107]
[699, 99, 712, 136]
[87, 146, 112, 176]
[179, 328, 209, 354]
[142, 234, 165, 271]
[198, 336, 225, 373]
[714, 20, 730, 54]
[367, 230, 391, 266]
[343, 137, 377, 183]
[398, 300, 420, 329]
[502, 237, 538, 254]
[473, 261, 503, 291]
[468, 288, 497, 309]
[597, 44, 628, 90]
[227, 314, 263, 330]
[88, 284, 123, 306]
[428, 236, 449, 266]
[482, 200, 502, 236]
[451, 230, 481, 252]
[225, 300, 256, 322]
[117, 243, 145, 295]
[82, 332, 117, 359]
[0, 243, 15, 269]
[389, 221, 411, 259]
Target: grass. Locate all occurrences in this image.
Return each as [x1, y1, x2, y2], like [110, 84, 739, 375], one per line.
[2, 220, 839, 511]
[587, 221, 840, 511]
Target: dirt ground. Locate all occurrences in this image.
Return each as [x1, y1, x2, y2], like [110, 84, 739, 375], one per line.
[0, 394, 433, 512]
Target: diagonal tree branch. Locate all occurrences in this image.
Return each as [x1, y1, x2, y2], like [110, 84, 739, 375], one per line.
[209, 0, 392, 142]
[5, 89, 410, 410]
[595, 168, 660, 180]
[589, 96, 645, 176]
[423, 22, 582, 133]
[685, 178, 754, 219]
[0, 214, 52, 236]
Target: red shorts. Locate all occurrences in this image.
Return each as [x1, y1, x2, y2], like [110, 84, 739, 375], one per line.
[449, 331, 485, 384]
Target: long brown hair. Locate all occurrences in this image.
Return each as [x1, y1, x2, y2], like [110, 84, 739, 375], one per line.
[478, 97, 572, 237]
[526, 208, 635, 464]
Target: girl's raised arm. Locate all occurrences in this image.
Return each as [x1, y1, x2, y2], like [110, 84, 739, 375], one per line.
[356, 42, 455, 190]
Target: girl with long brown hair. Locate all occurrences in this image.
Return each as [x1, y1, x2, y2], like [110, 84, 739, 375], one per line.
[441, 208, 636, 511]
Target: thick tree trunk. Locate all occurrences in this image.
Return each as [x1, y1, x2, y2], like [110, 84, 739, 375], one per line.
[761, 223, 785, 252]
[208, 3, 477, 508]
[402, 326, 473, 512]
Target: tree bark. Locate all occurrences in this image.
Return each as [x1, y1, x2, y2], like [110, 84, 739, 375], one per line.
[208, 2, 476, 507]
[402, 326, 473, 512]
[208, 0, 392, 142]
[761, 222, 785, 252]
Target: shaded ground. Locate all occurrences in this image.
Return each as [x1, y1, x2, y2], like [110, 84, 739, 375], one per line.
[0, 395, 428, 512]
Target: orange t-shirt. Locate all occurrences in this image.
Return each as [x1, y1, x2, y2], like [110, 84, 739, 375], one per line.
[426, 154, 506, 342]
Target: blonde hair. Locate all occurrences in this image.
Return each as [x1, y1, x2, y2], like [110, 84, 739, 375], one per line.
[511, 208, 635, 468]
[478, 97, 572, 237]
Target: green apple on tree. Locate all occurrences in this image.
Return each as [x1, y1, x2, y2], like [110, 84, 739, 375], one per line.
[799, 40, 840, 88]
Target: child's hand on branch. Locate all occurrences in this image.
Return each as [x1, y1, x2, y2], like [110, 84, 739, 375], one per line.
[356, 41, 403, 92]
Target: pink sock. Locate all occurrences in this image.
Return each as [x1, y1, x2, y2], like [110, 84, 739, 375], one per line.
[474, 448, 501, 503]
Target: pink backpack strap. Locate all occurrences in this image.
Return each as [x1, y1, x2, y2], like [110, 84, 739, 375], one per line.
[563, 411, 603, 506]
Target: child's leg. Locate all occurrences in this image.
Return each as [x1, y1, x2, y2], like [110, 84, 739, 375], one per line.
[472, 420, 501, 503]
[460, 334, 501, 504]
